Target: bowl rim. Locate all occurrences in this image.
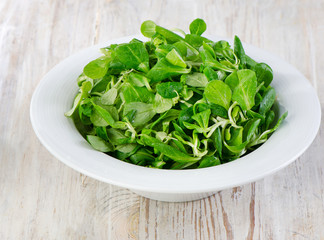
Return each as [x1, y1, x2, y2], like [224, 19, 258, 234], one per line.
[30, 34, 321, 194]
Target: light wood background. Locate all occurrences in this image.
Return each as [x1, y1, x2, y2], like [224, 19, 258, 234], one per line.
[0, 0, 323, 239]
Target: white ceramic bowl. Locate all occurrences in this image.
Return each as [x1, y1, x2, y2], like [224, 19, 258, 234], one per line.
[30, 35, 321, 202]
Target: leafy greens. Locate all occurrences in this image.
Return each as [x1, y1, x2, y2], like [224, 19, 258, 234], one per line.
[65, 19, 287, 169]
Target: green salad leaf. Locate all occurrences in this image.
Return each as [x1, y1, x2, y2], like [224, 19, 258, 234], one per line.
[189, 18, 207, 36]
[204, 80, 232, 110]
[65, 18, 287, 169]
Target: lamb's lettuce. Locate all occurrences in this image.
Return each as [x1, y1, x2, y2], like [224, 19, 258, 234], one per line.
[65, 19, 287, 169]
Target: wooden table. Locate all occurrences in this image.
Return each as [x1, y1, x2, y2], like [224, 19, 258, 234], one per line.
[1, 0, 323, 239]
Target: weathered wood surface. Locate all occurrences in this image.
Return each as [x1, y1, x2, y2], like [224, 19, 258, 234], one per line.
[0, 0, 323, 239]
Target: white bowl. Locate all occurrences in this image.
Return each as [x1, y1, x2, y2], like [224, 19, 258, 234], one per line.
[30, 35, 321, 202]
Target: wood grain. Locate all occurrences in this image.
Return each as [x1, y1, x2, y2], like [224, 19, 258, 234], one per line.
[0, 0, 323, 239]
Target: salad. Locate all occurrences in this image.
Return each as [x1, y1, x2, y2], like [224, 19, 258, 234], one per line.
[65, 19, 287, 169]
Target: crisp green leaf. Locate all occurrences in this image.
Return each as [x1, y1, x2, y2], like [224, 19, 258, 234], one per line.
[156, 82, 183, 98]
[116, 42, 150, 72]
[178, 106, 194, 128]
[155, 44, 180, 59]
[153, 93, 173, 113]
[183, 122, 206, 133]
[204, 80, 232, 110]
[84, 56, 110, 79]
[192, 109, 211, 129]
[234, 35, 246, 67]
[264, 110, 275, 130]
[246, 110, 265, 123]
[91, 75, 113, 93]
[200, 42, 235, 72]
[101, 87, 118, 105]
[224, 141, 247, 154]
[165, 49, 187, 68]
[185, 34, 212, 49]
[249, 111, 288, 147]
[255, 63, 273, 87]
[86, 135, 113, 152]
[65, 93, 82, 117]
[95, 127, 109, 141]
[243, 118, 261, 142]
[79, 99, 93, 124]
[140, 20, 157, 38]
[150, 109, 180, 129]
[64, 79, 93, 117]
[127, 72, 151, 88]
[120, 83, 154, 103]
[259, 87, 276, 115]
[198, 155, 220, 168]
[182, 72, 208, 87]
[123, 102, 156, 127]
[130, 148, 155, 165]
[90, 109, 108, 127]
[203, 67, 218, 81]
[147, 58, 191, 83]
[227, 127, 244, 146]
[209, 103, 228, 118]
[173, 40, 200, 59]
[268, 111, 288, 133]
[91, 103, 118, 127]
[106, 128, 130, 145]
[155, 25, 184, 43]
[213, 127, 223, 158]
[189, 18, 207, 35]
[214, 40, 236, 63]
[225, 69, 257, 110]
[115, 143, 138, 154]
[245, 55, 258, 69]
[172, 121, 191, 141]
[152, 142, 200, 163]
